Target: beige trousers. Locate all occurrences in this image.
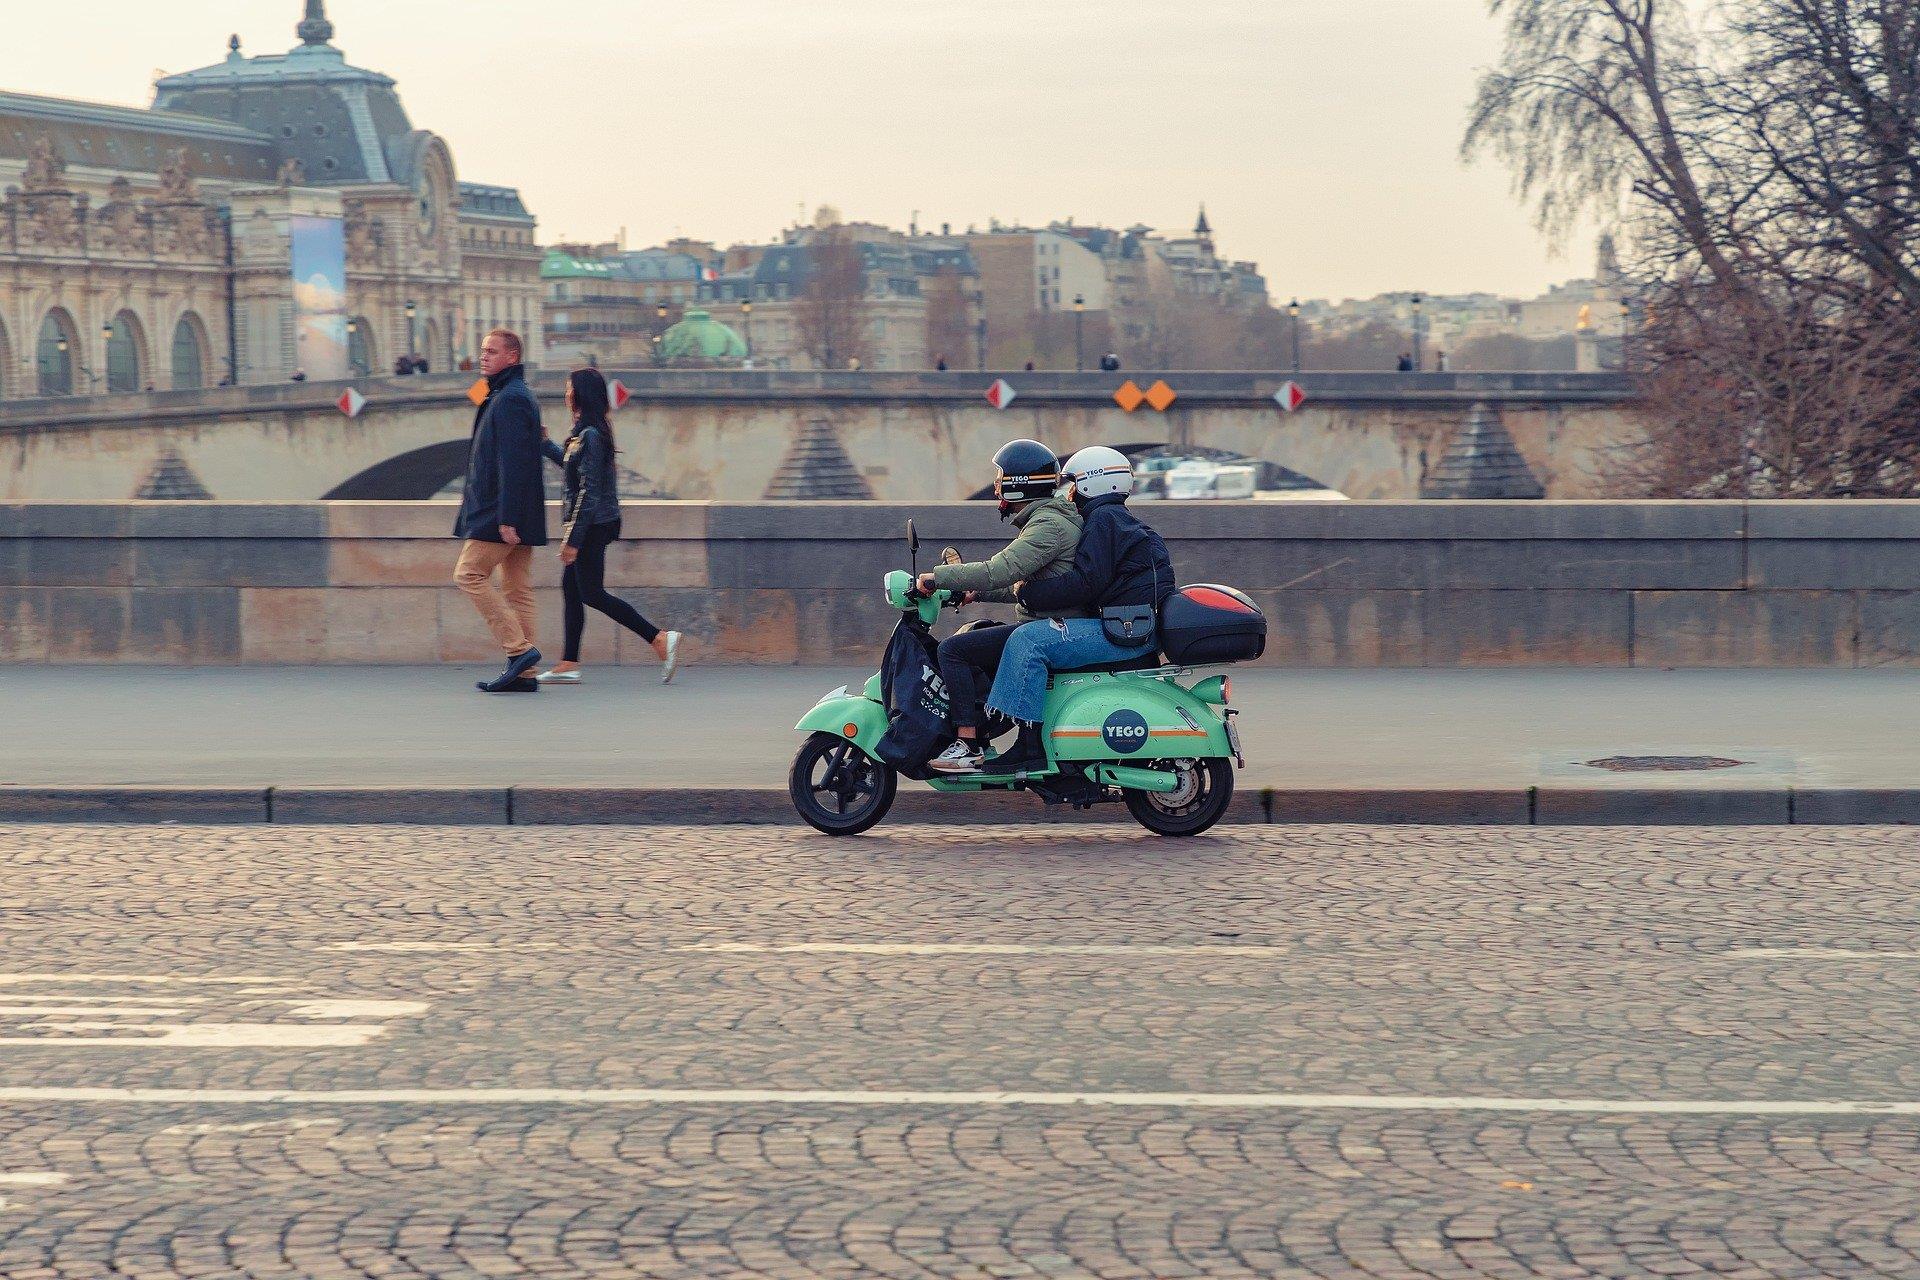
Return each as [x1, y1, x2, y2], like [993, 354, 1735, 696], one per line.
[454, 540, 537, 656]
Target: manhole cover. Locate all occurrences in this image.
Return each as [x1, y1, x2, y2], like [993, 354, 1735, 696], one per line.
[1580, 755, 1751, 773]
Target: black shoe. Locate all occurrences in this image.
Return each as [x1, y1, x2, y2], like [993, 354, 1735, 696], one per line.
[984, 720, 1050, 775]
[476, 674, 541, 694]
[502, 647, 542, 683]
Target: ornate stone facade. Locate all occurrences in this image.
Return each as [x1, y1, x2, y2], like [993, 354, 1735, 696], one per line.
[0, 1, 539, 398]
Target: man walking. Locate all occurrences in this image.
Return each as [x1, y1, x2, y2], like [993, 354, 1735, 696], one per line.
[454, 328, 548, 693]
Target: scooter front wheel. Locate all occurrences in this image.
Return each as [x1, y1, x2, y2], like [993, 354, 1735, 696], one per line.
[789, 732, 898, 836]
[1124, 759, 1235, 837]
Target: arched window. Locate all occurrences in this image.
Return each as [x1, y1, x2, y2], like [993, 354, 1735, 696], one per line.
[36, 309, 77, 396]
[421, 319, 441, 371]
[105, 310, 146, 393]
[170, 313, 208, 390]
[347, 316, 375, 377]
[0, 315, 12, 399]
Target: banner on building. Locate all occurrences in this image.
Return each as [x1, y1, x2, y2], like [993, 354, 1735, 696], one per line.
[290, 215, 350, 382]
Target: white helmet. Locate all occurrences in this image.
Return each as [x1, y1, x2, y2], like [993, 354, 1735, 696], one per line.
[1061, 446, 1135, 499]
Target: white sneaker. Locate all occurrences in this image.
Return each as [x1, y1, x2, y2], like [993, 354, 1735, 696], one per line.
[534, 668, 582, 684]
[660, 631, 683, 684]
[927, 740, 986, 774]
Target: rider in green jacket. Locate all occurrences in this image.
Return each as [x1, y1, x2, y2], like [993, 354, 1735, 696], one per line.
[918, 439, 1087, 774]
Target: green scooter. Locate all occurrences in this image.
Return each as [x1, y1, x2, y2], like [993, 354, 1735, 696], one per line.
[789, 521, 1261, 838]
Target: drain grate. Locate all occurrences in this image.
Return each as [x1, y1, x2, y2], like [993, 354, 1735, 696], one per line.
[1580, 755, 1751, 773]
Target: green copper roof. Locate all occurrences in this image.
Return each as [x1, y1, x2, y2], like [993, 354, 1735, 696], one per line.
[660, 311, 748, 362]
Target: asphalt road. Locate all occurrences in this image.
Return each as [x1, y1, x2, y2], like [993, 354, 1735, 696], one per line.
[6, 665, 1920, 791]
[0, 821, 1916, 1277]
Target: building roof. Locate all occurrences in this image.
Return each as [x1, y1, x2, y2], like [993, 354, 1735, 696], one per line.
[660, 310, 748, 362]
[0, 90, 279, 182]
[541, 248, 704, 281]
[459, 182, 533, 222]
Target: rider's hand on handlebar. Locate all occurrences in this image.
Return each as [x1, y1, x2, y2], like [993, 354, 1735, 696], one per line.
[916, 572, 937, 596]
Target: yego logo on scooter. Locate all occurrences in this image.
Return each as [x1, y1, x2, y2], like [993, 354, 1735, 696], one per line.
[1101, 709, 1150, 754]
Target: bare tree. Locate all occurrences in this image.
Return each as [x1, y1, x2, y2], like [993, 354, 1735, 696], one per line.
[923, 270, 973, 369]
[796, 222, 872, 370]
[1468, 0, 1920, 496]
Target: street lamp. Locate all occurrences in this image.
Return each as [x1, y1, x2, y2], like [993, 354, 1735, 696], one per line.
[1288, 298, 1302, 374]
[1073, 293, 1086, 372]
[740, 298, 754, 364]
[404, 300, 417, 361]
[1618, 298, 1632, 373]
[1410, 294, 1424, 372]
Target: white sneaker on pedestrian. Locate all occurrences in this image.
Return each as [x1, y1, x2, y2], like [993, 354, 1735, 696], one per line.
[534, 669, 582, 685]
[660, 631, 683, 684]
[927, 740, 986, 774]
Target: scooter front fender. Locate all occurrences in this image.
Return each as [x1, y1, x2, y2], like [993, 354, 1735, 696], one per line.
[795, 695, 890, 758]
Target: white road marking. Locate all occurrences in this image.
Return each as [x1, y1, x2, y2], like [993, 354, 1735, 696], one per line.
[676, 943, 1290, 957]
[0, 975, 294, 986]
[0, 1173, 69, 1187]
[325, 942, 557, 953]
[0, 1007, 185, 1017]
[0, 1023, 391, 1048]
[1728, 948, 1920, 960]
[280, 1000, 431, 1020]
[0, 1087, 1912, 1116]
[0, 995, 208, 1004]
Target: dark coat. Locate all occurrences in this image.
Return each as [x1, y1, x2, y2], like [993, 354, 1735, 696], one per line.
[1018, 493, 1174, 616]
[544, 422, 623, 548]
[454, 364, 548, 545]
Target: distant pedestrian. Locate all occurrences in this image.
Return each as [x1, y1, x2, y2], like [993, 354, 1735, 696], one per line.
[1435, 350, 1448, 372]
[413, 355, 431, 375]
[848, 356, 862, 371]
[935, 356, 948, 371]
[1396, 353, 1414, 372]
[459, 356, 475, 372]
[1099, 352, 1121, 372]
[394, 355, 414, 377]
[534, 368, 684, 686]
[454, 328, 548, 694]
[1024, 360, 1036, 372]
[290, 369, 307, 383]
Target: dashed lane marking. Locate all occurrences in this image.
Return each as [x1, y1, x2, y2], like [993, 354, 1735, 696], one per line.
[0, 1087, 1913, 1116]
[1728, 948, 1920, 959]
[673, 943, 1291, 957]
[323, 942, 559, 953]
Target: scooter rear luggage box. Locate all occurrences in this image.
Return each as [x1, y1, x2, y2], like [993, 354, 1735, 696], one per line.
[1159, 584, 1266, 665]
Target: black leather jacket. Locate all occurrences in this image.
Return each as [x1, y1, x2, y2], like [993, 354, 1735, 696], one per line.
[543, 421, 622, 548]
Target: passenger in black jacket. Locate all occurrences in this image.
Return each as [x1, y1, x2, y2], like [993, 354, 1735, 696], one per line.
[981, 446, 1175, 775]
[454, 328, 549, 693]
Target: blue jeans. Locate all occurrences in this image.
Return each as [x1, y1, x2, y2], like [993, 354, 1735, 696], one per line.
[986, 617, 1153, 724]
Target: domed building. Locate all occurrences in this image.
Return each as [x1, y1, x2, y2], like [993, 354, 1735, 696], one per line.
[658, 310, 749, 366]
[0, 0, 541, 397]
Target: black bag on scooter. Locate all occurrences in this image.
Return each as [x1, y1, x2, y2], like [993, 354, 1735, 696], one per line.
[874, 615, 955, 780]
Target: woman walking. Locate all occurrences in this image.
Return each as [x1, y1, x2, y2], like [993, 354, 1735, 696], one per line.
[536, 368, 683, 684]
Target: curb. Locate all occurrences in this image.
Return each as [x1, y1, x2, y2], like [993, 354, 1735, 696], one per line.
[3, 785, 1920, 826]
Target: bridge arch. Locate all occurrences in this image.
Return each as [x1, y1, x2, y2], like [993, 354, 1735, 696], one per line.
[963, 442, 1338, 500]
[322, 438, 470, 501]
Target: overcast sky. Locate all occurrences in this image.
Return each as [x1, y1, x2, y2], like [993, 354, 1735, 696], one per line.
[4, 0, 1595, 302]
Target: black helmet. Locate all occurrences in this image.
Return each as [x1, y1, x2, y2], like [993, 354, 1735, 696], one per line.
[992, 439, 1060, 513]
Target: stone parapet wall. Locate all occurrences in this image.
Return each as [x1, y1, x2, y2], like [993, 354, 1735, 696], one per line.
[1, 500, 1914, 667]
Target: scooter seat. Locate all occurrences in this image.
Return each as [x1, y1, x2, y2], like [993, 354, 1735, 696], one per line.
[1053, 652, 1164, 676]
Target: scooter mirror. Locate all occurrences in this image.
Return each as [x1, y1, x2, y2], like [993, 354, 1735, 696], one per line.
[907, 519, 919, 554]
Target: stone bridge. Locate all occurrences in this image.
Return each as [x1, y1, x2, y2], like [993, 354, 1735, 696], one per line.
[0, 370, 1637, 502]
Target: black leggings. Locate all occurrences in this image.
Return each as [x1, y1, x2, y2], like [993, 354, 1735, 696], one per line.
[563, 520, 660, 662]
[937, 623, 1017, 731]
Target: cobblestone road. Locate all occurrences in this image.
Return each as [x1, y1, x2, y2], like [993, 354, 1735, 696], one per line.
[0, 823, 1917, 1278]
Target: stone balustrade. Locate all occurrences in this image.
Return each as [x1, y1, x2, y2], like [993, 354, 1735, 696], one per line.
[1, 499, 1913, 667]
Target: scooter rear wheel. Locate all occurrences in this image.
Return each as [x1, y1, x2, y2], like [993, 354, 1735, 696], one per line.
[1124, 759, 1235, 837]
[789, 732, 898, 836]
